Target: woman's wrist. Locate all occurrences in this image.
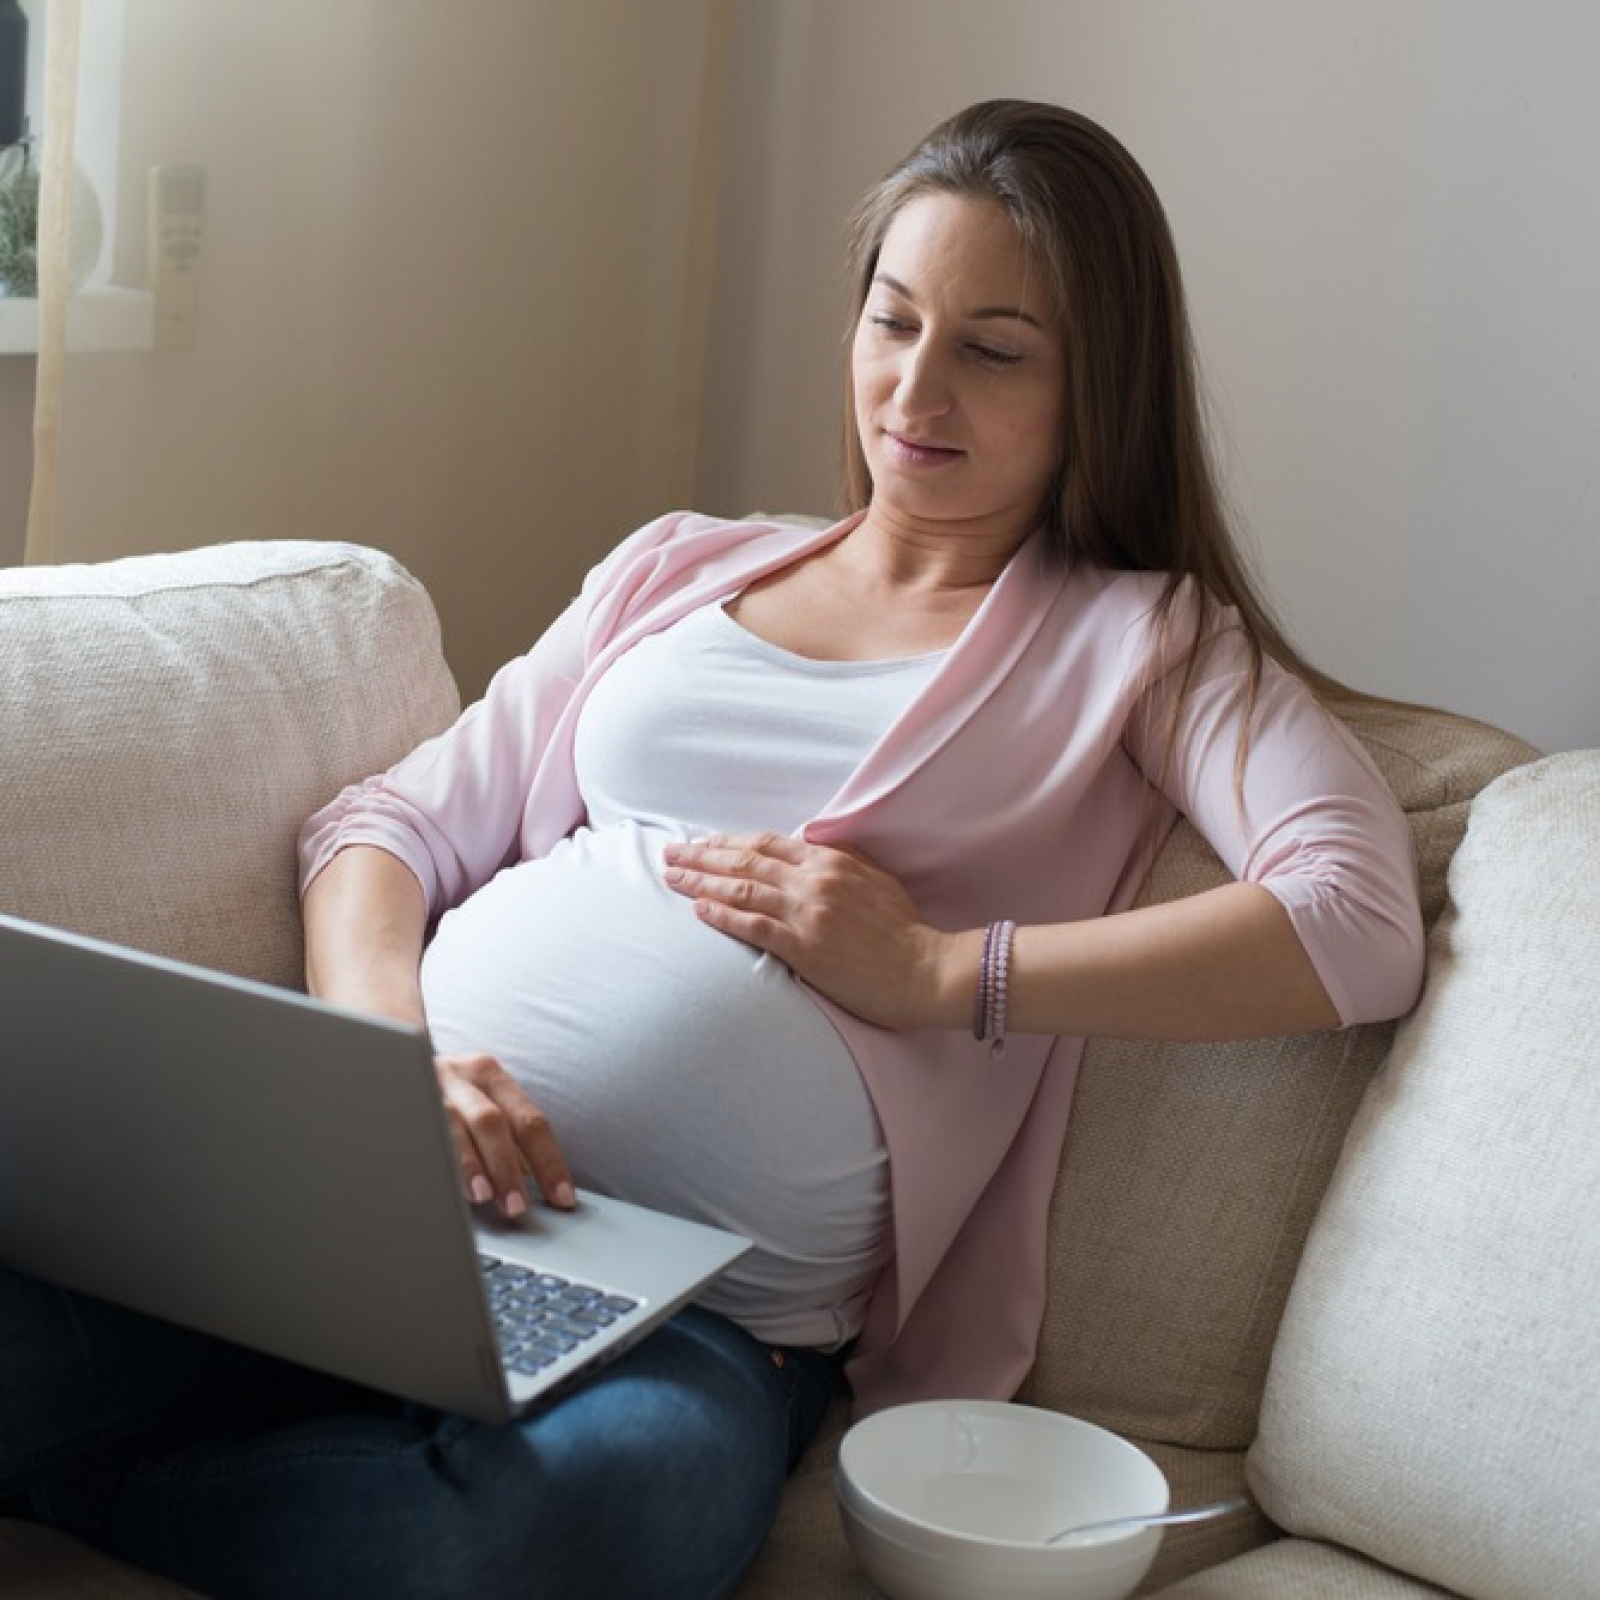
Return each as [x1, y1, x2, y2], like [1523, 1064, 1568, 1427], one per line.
[917, 926, 991, 1032]
[973, 919, 1018, 1056]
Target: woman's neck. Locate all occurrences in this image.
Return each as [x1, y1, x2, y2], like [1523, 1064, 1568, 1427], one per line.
[847, 503, 1033, 595]
[720, 507, 1033, 662]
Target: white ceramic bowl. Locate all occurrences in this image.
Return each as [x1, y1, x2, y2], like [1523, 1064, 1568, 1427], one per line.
[837, 1400, 1169, 1600]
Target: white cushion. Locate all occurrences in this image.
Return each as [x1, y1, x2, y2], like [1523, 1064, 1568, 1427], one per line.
[1152, 1537, 1459, 1597]
[0, 541, 460, 989]
[1249, 751, 1600, 1600]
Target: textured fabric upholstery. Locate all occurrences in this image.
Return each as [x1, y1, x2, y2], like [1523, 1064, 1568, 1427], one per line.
[0, 1521, 199, 1599]
[0, 541, 459, 984]
[1247, 752, 1600, 1600]
[1155, 1538, 1460, 1598]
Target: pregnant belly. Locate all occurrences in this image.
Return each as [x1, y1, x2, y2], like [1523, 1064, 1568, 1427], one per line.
[418, 821, 890, 1346]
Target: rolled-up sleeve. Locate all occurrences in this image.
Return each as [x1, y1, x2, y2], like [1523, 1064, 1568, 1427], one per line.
[1134, 630, 1425, 1027]
[297, 594, 588, 916]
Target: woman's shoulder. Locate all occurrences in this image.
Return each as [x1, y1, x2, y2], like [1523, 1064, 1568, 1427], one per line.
[585, 510, 847, 604]
[601, 509, 841, 570]
[573, 511, 851, 643]
[1063, 558, 1200, 606]
[1050, 562, 1257, 685]
[1055, 560, 1207, 636]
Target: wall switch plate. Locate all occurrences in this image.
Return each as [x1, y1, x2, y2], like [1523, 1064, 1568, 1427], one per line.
[147, 164, 205, 350]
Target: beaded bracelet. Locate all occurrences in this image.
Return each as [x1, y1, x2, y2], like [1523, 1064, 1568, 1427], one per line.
[973, 919, 997, 1040]
[973, 919, 1016, 1059]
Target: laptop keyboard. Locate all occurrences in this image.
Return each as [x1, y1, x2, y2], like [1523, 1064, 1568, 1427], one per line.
[479, 1254, 640, 1377]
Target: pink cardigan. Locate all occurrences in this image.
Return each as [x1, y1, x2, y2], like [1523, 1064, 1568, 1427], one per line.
[300, 513, 1424, 1414]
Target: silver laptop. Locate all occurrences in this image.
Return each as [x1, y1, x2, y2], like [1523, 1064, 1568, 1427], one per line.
[0, 912, 750, 1424]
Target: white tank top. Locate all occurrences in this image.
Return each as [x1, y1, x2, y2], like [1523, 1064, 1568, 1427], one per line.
[419, 603, 942, 1347]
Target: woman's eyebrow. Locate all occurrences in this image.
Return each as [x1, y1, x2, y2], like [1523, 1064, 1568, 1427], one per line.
[873, 272, 1045, 329]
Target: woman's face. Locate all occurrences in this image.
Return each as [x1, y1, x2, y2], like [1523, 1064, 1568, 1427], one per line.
[851, 193, 1065, 546]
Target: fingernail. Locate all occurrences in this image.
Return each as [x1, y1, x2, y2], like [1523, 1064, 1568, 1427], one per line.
[470, 1175, 493, 1206]
[502, 1187, 528, 1219]
[554, 1181, 576, 1210]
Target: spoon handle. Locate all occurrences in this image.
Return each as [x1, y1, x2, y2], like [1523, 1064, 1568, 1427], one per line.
[1044, 1494, 1251, 1546]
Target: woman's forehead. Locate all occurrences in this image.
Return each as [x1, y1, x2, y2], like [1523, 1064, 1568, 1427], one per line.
[875, 193, 1053, 321]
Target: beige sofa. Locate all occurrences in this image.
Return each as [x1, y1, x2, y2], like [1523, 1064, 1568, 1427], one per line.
[1, 540, 1595, 1599]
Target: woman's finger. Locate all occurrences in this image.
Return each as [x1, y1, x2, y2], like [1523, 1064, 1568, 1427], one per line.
[435, 1053, 575, 1217]
[661, 838, 810, 960]
[661, 831, 803, 883]
[496, 1084, 576, 1212]
[661, 833, 951, 1029]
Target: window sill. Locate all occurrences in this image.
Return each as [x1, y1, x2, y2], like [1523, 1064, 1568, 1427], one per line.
[0, 286, 155, 354]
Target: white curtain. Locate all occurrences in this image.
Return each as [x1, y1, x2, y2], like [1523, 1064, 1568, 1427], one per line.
[20, 0, 732, 701]
[21, 0, 76, 564]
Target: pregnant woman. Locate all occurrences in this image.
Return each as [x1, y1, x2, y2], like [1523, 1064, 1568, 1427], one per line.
[2, 100, 1422, 1599]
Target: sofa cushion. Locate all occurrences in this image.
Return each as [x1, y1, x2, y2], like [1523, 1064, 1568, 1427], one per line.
[0, 1519, 197, 1599]
[1152, 1537, 1460, 1597]
[1248, 750, 1600, 1600]
[0, 541, 460, 988]
[1018, 700, 1536, 1451]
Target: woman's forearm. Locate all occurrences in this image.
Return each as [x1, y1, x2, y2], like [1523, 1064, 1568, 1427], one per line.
[302, 844, 431, 1026]
[937, 882, 1341, 1043]
[301, 843, 575, 1216]
[662, 834, 1343, 1042]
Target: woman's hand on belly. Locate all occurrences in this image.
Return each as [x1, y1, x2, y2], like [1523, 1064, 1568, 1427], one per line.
[660, 833, 970, 1032]
[436, 1051, 577, 1218]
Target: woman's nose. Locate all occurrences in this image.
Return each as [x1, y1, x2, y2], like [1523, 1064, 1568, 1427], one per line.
[895, 339, 954, 420]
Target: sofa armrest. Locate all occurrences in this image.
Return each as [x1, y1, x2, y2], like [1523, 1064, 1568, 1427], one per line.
[0, 540, 460, 987]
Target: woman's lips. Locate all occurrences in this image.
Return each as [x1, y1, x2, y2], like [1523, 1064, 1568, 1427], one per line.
[883, 431, 963, 467]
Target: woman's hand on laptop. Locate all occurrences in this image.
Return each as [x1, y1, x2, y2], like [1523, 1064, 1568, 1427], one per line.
[435, 1052, 576, 1219]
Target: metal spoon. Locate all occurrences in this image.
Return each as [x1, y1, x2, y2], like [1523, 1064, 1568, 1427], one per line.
[1043, 1494, 1251, 1546]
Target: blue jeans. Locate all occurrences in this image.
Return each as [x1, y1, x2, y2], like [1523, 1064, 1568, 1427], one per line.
[0, 1268, 839, 1598]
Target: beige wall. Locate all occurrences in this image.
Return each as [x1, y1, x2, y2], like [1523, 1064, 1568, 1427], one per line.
[18, 0, 726, 701]
[694, 0, 1600, 754]
[7, 1, 1596, 747]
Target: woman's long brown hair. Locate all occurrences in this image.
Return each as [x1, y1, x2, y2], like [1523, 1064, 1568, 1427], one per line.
[840, 101, 1349, 777]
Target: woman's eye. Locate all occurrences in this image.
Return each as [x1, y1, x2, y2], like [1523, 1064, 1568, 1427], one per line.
[864, 314, 1025, 369]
